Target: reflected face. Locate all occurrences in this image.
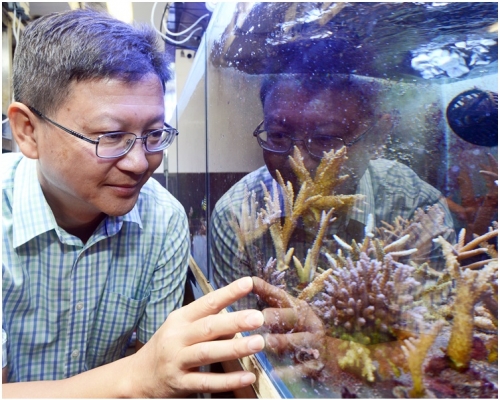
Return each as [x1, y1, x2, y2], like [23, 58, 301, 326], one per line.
[262, 80, 377, 194]
[34, 74, 165, 227]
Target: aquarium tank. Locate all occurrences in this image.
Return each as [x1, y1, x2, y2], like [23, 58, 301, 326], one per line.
[170, 2, 498, 398]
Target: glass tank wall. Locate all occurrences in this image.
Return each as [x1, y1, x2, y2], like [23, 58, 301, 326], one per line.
[174, 2, 498, 398]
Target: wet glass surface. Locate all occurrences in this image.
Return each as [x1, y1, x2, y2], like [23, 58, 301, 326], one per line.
[187, 2, 498, 398]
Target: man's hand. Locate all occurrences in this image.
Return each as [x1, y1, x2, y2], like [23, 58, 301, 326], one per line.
[130, 276, 265, 398]
[2, 277, 265, 398]
[252, 276, 326, 377]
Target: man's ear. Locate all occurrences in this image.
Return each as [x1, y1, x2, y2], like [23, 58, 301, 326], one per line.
[378, 113, 394, 133]
[7, 102, 40, 159]
[372, 113, 393, 147]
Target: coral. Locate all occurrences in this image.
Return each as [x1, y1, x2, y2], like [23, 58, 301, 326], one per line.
[401, 321, 444, 398]
[287, 146, 363, 226]
[311, 248, 423, 343]
[454, 226, 499, 269]
[446, 153, 498, 243]
[256, 256, 286, 290]
[248, 146, 361, 274]
[435, 235, 498, 370]
[377, 204, 455, 266]
[229, 139, 498, 395]
[266, 172, 320, 271]
[228, 184, 280, 253]
[338, 341, 377, 382]
[297, 268, 333, 302]
[292, 209, 336, 283]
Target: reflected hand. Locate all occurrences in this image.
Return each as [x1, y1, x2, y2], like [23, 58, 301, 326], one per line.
[130, 277, 265, 398]
[252, 276, 326, 377]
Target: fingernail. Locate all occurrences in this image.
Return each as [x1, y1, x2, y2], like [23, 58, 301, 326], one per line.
[248, 335, 265, 352]
[266, 334, 278, 349]
[238, 277, 253, 291]
[241, 372, 256, 386]
[245, 311, 264, 327]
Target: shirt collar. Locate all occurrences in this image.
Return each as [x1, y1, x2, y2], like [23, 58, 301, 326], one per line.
[121, 204, 142, 227]
[349, 163, 376, 226]
[12, 158, 58, 248]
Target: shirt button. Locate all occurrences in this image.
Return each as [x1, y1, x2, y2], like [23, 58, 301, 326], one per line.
[75, 302, 84, 311]
[71, 350, 80, 359]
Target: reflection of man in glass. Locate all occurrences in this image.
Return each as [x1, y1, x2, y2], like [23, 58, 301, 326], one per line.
[210, 74, 455, 309]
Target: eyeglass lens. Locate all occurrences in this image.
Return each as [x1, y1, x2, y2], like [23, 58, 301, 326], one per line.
[97, 129, 175, 158]
[256, 130, 345, 157]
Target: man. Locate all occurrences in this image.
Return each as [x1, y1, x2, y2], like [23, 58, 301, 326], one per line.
[2, 9, 265, 397]
[210, 73, 455, 309]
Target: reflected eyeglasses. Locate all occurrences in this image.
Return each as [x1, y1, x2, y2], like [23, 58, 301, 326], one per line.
[28, 106, 179, 159]
[253, 120, 374, 158]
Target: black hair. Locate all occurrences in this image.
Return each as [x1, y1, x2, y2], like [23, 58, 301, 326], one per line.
[259, 73, 377, 117]
[13, 8, 172, 114]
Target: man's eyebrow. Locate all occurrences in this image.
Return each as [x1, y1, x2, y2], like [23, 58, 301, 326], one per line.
[84, 113, 165, 130]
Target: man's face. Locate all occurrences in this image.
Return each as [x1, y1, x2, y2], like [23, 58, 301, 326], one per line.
[262, 80, 376, 194]
[34, 74, 165, 226]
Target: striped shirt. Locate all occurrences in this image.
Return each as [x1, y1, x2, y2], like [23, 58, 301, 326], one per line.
[2, 153, 190, 382]
[209, 160, 454, 309]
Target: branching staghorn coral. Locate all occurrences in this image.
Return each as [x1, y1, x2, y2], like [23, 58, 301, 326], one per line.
[374, 205, 461, 308]
[251, 146, 361, 273]
[401, 321, 444, 398]
[434, 235, 498, 370]
[474, 305, 497, 331]
[264, 173, 321, 271]
[338, 341, 377, 382]
[230, 145, 363, 275]
[297, 268, 334, 302]
[288, 146, 362, 225]
[453, 225, 499, 269]
[293, 209, 336, 283]
[377, 204, 455, 266]
[229, 184, 281, 253]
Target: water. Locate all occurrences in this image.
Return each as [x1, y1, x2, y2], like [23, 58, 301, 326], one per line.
[213, 2, 497, 82]
[196, 2, 498, 398]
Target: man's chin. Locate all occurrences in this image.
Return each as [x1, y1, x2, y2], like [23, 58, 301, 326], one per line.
[103, 199, 138, 218]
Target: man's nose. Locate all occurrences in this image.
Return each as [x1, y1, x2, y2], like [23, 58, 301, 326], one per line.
[118, 139, 149, 174]
[290, 137, 310, 151]
[289, 144, 320, 172]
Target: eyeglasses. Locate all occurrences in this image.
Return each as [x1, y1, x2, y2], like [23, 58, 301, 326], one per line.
[28, 106, 179, 159]
[253, 120, 374, 158]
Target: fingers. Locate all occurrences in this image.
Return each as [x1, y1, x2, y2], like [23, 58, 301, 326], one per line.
[262, 307, 299, 332]
[265, 332, 324, 355]
[180, 309, 264, 346]
[181, 277, 254, 322]
[272, 362, 324, 381]
[262, 306, 325, 334]
[252, 276, 294, 308]
[179, 371, 257, 394]
[180, 334, 265, 369]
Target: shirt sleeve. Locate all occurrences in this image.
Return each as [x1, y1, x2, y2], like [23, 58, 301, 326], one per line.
[210, 199, 249, 291]
[371, 159, 456, 268]
[209, 171, 271, 311]
[136, 198, 190, 344]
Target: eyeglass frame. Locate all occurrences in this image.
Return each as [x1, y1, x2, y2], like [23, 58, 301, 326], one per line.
[252, 119, 375, 158]
[28, 105, 179, 159]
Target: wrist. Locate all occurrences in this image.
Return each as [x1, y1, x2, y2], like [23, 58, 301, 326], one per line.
[93, 351, 143, 398]
[120, 352, 147, 398]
